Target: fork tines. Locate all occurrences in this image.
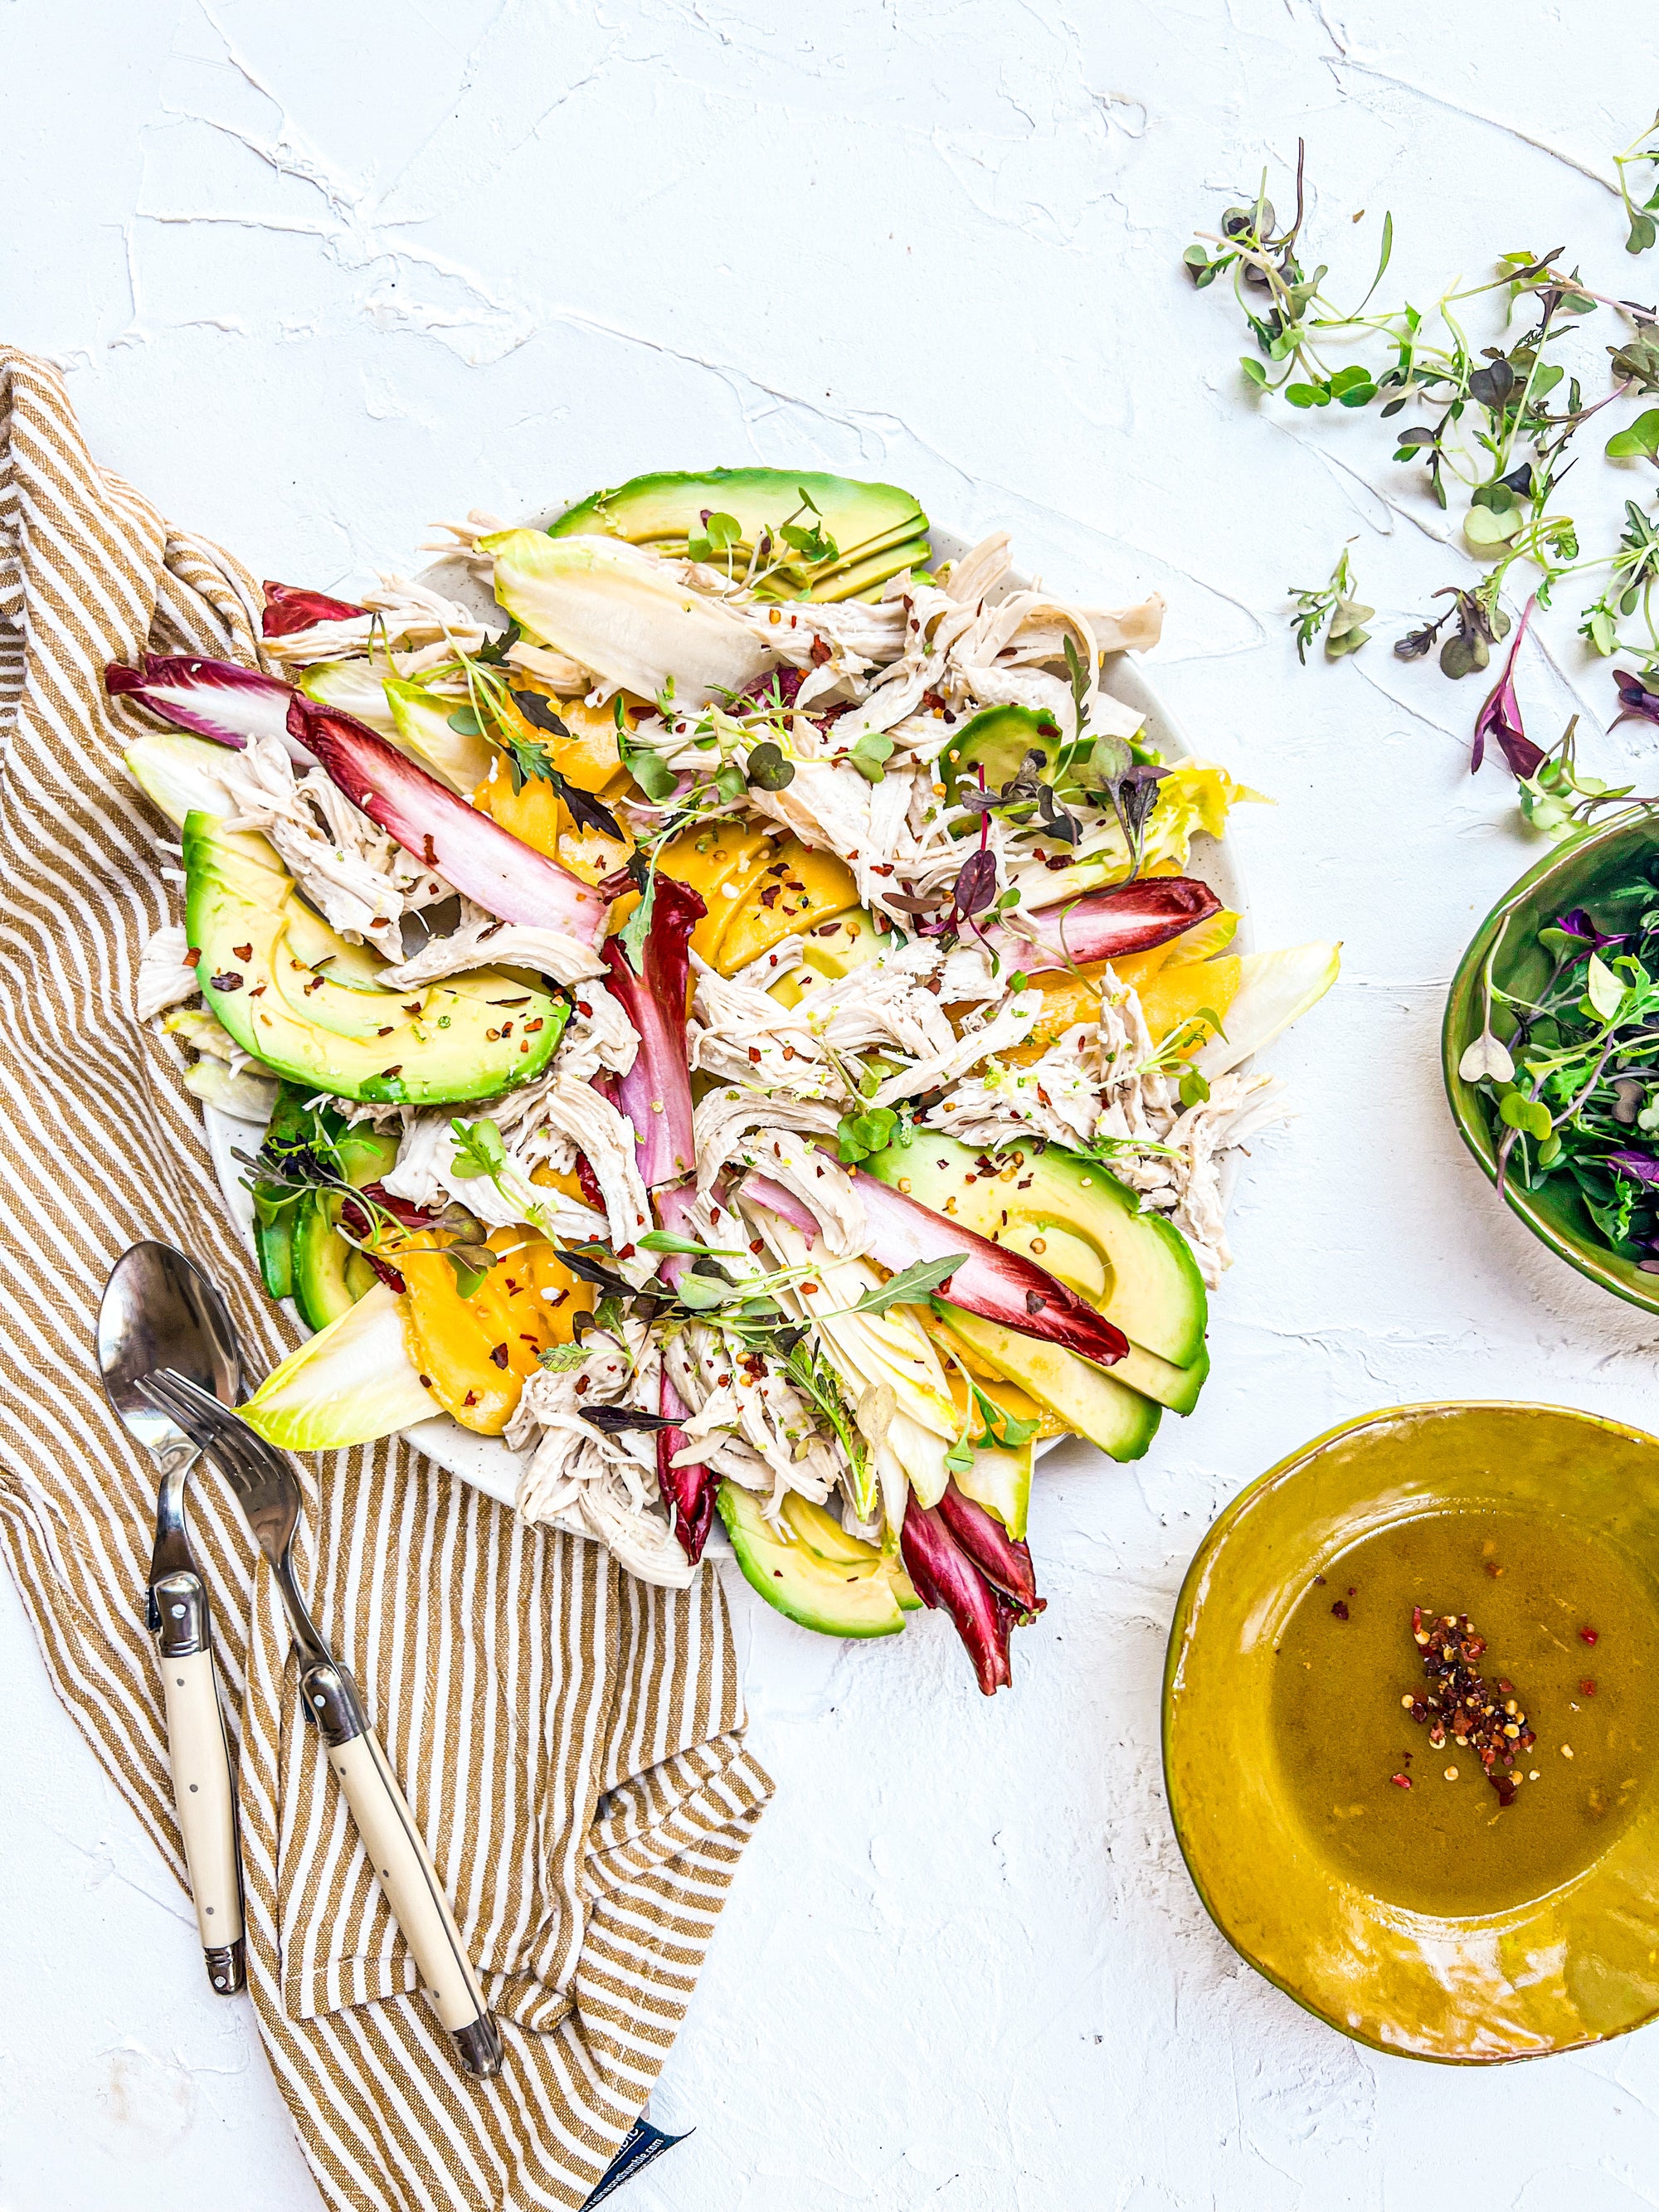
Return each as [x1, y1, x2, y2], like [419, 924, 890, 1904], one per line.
[137, 1371, 255, 1463]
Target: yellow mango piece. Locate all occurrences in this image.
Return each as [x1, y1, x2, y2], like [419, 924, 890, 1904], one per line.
[471, 766, 562, 858]
[504, 682, 623, 793]
[1138, 955, 1242, 1056]
[1000, 968, 1102, 1068]
[471, 761, 635, 885]
[641, 819, 783, 961]
[716, 838, 860, 973]
[395, 1224, 593, 1436]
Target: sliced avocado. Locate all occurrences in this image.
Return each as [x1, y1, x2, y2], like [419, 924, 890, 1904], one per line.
[939, 702, 1064, 809]
[937, 1304, 1160, 1463]
[252, 1185, 300, 1300]
[1112, 1337, 1209, 1416]
[778, 1490, 922, 1609]
[868, 1132, 1207, 1369]
[336, 1123, 400, 1189]
[987, 1210, 1209, 1415]
[718, 1480, 907, 1638]
[768, 907, 883, 1009]
[292, 1193, 361, 1332]
[953, 1435, 1034, 1541]
[182, 811, 567, 1106]
[548, 469, 930, 603]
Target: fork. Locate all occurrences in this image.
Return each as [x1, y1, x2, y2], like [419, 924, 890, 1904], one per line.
[139, 1369, 504, 2078]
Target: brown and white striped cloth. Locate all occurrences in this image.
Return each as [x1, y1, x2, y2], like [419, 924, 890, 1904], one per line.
[0, 348, 771, 2210]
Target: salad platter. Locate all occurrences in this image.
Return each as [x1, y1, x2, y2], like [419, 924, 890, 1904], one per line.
[112, 468, 1338, 1694]
[201, 524, 1248, 1506]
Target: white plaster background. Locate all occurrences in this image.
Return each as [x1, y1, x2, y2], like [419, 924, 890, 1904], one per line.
[6, 1, 1659, 2205]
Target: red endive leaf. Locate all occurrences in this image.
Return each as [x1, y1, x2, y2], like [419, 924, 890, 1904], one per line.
[656, 1369, 713, 1563]
[286, 693, 606, 947]
[936, 1479, 1043, 1612]
[989, 874, 1221, 973]
[900, 1497, 1013, 1694]
[735, 1169, 818, 1238]
[601, 877, 706, 1188]
[849, 1165, 1129, 1369]
[105, 654, 310, 756]
[261, 580, 368, 637]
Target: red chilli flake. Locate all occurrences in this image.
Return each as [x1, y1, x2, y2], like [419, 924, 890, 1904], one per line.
[1331, 1600, 1350, 1621]
[1390, 1772, 1413, 1790]
[1581, 1677, 1598, 1696]
[1579, 1626, 1599, 1646]
[1403, 1606, 1533, 1809]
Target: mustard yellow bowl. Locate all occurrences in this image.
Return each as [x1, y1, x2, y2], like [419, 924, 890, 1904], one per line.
[1164, 1403, 1659, 2063]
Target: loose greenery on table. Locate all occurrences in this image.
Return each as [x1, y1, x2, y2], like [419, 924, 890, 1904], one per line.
[1188, 124, 1659, 828]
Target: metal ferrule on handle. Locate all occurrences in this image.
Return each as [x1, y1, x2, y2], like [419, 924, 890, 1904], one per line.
[301, 1657, 503, 2077]
[152, 1569, 246, 1994]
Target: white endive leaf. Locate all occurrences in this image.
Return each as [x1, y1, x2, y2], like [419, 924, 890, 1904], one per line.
[484, 529, 772, 704]
[297, 659, 402, 738]
[123, 733, 234, 828]
[1194, 943, 1341, 1079]
[241, 1284, 433, 1451]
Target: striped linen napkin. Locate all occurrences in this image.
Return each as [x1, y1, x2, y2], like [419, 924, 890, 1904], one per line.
[0, 347, 771, 2210]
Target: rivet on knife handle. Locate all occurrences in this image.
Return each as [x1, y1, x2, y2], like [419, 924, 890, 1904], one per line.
[153, 1570, 246, 1994]
[303, 1659, 503, 2076]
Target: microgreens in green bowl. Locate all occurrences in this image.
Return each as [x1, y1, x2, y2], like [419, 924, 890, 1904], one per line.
[1443, 811, 1659, 1310]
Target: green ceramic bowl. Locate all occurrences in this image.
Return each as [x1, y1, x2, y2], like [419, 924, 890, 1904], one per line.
[1443, 810, 1659, 1315]
[1164, 1403, 1659, 2063]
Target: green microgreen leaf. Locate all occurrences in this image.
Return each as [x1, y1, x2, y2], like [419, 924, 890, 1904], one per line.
[449, 1117, 507, 1184]
[845, 1254, 970, 1316]
[848, 729, 896, 784]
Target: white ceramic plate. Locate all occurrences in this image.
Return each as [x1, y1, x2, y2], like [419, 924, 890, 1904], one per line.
[203, 522, 1248, 1512]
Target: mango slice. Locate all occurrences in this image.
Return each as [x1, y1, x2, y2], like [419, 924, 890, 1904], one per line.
[396, 1223, 593, 1435]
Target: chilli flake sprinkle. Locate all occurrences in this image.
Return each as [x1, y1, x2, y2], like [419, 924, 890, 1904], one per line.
[1403, 1606, 1536, 1809]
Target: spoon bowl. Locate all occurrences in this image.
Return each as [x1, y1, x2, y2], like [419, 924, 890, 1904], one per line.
[98, 1241, 242, 1445]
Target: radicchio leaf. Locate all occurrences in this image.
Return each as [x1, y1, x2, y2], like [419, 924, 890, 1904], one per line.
[601, 875, 708, 1187]
[847, 1165, 1130, 1369]
[985, 873, 1221, 974]
[105, 654, 312, 758]
[648, 1179, 724, 1563]
[285, 693, 606, 950]
[656, 1370, 713, 1563]
[935, 1478, 1043, 1613]
[1471, 594, 1545, 780]
[899, 1495, 1015, 1695]
[261, 580, 368, 637]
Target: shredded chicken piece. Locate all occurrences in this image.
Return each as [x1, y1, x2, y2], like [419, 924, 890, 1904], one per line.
[690, 1087, 843, 1198]
[136, 922, 199, 1020]
[508, 1329, 693, 1587]
[728, 1125, 868, 1258]
[553, 981, 640, 1086]
[213, 736, 452, 959]
[260, 573, 500, 674]
[376, 898, 605, 990]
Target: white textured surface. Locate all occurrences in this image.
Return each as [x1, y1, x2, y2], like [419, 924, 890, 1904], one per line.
[7, 3, 1659, 2207]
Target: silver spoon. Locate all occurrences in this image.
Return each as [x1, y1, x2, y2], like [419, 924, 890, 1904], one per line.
[98, 1242, 246, 1996]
